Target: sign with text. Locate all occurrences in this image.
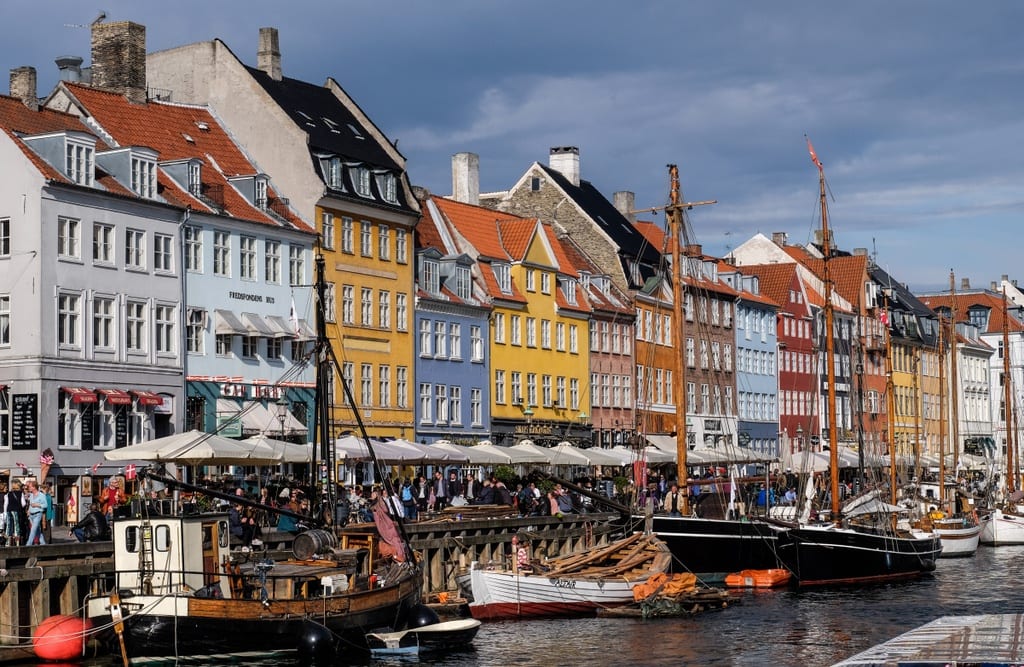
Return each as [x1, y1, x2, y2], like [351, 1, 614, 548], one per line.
[11, 394, 37, 451]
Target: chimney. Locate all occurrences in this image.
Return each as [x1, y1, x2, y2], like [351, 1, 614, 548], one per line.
[9, 66, 38, 111]
[852, 247, 868, 256]
[771, 232, 787, 247]
[991, 281, 998, 291]
[549, 146, 580, 186]
[1002, 274, 1009, 283]
[91, 20, 147, 104]
[614, 191, 635, 223]
[684, 244, 703, 257]
[55, 56, 84, 82]
[258, 28, 282, 81]
[451, 152, 480, 205]
[961, 278, 970, 290]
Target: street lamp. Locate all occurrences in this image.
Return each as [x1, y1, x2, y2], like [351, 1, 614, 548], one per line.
[795, 424, 804, 452]
[276, 396, 289, 441]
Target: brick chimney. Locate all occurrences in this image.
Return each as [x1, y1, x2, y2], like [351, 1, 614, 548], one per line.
[549, 146, 580, 186]
[91, 20, 147, 104]
[614, 191, 635, 222]
[9, 66, 38, 111]
[55, 56, 84, 82]
[961, 278, 970, 290]
[451, 152, 479, 205]
[684, 244, 703, 257]
[771, 232, 787, 247]
[852, 248, 868, 256]
[258, 28, 282, 81]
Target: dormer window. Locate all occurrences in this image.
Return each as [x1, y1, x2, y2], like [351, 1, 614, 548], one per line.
[455, 265, 472, 301]
[187, 160, 201, 196]
[376, 172, 397, 203]
[325, 157, 344, 190]
[561, 278, 578, 305]
[493, 263, 511, 294]
[422, 258, 440, 295]
[353, 166, 371, 197]
[255, 176, 268, 210]
[131, 155, 156, 199]
[65, 139, 94, 187]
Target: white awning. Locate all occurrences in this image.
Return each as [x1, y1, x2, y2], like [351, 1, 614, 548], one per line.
[218, 398, 307, 437]
[265, 315, 294, 338]
[241, 312, 275, 337]
[214, 309, 247, 335]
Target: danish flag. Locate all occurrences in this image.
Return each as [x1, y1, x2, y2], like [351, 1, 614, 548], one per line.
[125, 464, 137, 480]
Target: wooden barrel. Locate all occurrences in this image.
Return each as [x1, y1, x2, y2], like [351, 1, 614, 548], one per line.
[293, 529, 338, 560]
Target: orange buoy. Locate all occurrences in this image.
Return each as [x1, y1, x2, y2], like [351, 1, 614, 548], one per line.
[33, 614, 92, 661]
[724, 569, 791, 588]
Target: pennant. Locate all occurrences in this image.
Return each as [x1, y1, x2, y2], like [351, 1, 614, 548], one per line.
[289, 297, 300, 335]
[14, 462, 26, 469]
[806, 135, 823, 171]
[879, 309, 890, 326]
[91, 461, 102, 474]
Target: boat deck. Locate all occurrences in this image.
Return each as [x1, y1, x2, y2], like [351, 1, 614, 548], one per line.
[834, 614, 1024, 666]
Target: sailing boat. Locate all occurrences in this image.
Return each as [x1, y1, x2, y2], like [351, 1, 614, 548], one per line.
[638, 165, 786, 582]
[84, 253, 425, 663]
[773, 139, 941, 586]
[978, 288, 1024, 545]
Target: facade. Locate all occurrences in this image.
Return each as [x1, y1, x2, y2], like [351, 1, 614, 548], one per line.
[47, 76, 318, 446]
[148, 27, 421, 439]
[413, 196, 491, 444]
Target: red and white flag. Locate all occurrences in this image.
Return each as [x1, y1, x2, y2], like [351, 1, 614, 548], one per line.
[879, 309, 890, 326]
[806, 135, 823, 171]
[125, 464, 137, 480]
[91, 461, 102, 474]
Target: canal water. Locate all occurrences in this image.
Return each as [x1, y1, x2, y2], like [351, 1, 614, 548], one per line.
[73, 545, 1024, 667]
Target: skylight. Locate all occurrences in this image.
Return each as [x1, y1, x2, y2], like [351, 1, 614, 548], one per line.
[182, 133, 195, 144]
[347, 123, 365, 140]
[195, 121, 210, 132]
[322, 117, 341, 134]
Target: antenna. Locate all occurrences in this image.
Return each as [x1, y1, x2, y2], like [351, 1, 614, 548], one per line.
[64, 10, 106, 29]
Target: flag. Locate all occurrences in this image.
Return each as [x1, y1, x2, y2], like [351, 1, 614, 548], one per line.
[14, 462, 25, 470]
[289, 297, 300, 335]
[806, 135, 823, 171]
[125, 464, 137, 480]
[879, 309, 890, 326]
[91, 461, 102, 474]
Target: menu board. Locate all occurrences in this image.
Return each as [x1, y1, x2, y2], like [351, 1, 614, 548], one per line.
[80, 404, 94, 450]
[11, 393, 37, 451]
[115, 409, 128, 448]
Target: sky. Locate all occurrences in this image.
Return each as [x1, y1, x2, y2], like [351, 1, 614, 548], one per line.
[4, 1, 1023, 293]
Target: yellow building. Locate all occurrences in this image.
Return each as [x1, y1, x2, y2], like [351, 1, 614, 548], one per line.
[429, 197, 591, 446]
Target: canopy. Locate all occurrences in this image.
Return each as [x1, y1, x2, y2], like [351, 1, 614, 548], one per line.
[389, 438, 469, 463]
[472, 442, 539, 464]
[554, 442, 623, 466]
[641, 446, 677, 464]
[432, 440, 512, 465]
[242, 435, 314, 464]
[513, 441, 589, 466]
[335, 435, 424, 463]
[104, 429, 282, 465]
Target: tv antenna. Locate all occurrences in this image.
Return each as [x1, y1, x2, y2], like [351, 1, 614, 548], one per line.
[64, 10, 106, 29]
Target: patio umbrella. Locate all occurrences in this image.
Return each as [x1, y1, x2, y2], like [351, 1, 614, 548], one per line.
[472, 442, 537, 464]
[433, 441, 512, 465]
[104, 429, 282, 465]
[335, 434, 424, 464]
[554, 442, 623, 466]
[390, 438, 469, 463]
[242, 435, 314, 464]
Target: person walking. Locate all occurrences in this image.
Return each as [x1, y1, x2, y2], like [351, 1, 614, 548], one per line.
[25, 480, 47, 545]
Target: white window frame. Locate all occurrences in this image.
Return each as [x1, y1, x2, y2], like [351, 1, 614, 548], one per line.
[321, 212, 335, 250]
[155, 304, 175, 354]
[378, 224, 390, 260]
[419, 383, 432, 423]
[378, 290, 391, 329]
[58, 216, 81, 259]
[264, 240, 280, 283]
[341, 217, 354, 253]
[395, 228, 408, 263]
[213, 231, 230, 277]
[396, 293, 408, 331]
[240, 235, 257, 280]
[93, 222, 113, 265]
[289, 246, 304, 286]
[154, 233, 174, 273]
[126, 300, 147, 353]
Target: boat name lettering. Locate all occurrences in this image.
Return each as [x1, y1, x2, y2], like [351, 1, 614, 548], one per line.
[228, 291, 275, 304]
[551, 578, 576, 589]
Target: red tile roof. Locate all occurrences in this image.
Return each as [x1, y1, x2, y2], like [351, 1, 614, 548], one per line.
[415, 198, 447, 251]
[497, 218, 537, 261]
[919, 292, 1024, 335]
[633, 220, 667, 251]
[0, 94, 106, 183]
[431, 197, 513, 260]
[60, 83, 311, 232]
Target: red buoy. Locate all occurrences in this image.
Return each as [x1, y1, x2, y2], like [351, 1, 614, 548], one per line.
[33, 615, 92, 661]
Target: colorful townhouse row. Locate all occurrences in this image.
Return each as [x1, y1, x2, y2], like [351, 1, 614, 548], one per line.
[1, 20, 1021, 512]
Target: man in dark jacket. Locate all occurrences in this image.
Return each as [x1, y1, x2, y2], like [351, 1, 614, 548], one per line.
[475, 480, 495, 505]
[70, 503, 109, 542]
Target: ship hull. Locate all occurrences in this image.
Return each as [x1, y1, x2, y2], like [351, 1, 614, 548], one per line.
[643, 515, 784, 583]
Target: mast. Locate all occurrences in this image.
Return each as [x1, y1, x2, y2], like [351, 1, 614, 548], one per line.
[666, 164, 716, 517]
[937, 316, 947, 513]
[883, 292, 898, 508]
[948, 271, 961, 476]
[912, 348, 922, 490]
[313, 253, 336, 522]
[808, 137, 841, 521]
[1002, 288, 1014, 496]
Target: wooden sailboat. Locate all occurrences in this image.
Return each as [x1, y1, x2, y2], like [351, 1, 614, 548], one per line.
[84, 254, 424, 663]
[978, 288, 1024, 545]
[773, 138, 942, 586]
[640, 165, 786, 582]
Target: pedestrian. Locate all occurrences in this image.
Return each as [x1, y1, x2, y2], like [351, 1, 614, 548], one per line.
[2, 481, 25, 546]
[25, 480, 47, 545]
[401, 479, 418, 521]
[41, 482, 55, 542]
[69, 503, 109, 542]
[663, 483, 685, 517]
[432, 471, 448, 511]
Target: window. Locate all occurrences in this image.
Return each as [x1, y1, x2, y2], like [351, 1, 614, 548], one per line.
[126, 300, 146, 353]
[241, 336, 258, 359]
[511, 371, 522, 404]
[93, 223, 113, 264]
[325, 282, 336, 323]
[131, 156, 156, 198]
[289, 246, 304, 286]
[341, 217, 354, 253]
[435, 385, 448, 423]
[395, 229, 408, 263]
[65, 140, 94, 186]
[420, 319, 432, 356]
[354, 167, 371, 197]
[125, 229, 145, 270]
[494, 313, 506, 343]
[378, 172, 398, 203]
[154, 233, 173, 273]
[187, 161, 201, 195]
[471, 325, 483, 361]
[419, 383, 432, 423]
[570, 378, 580, 410]
[557, 377, 566, 408]
[445, 323, 461, 360]
[434, 321, 447, 358]
[326, 157, 343, 189]
[321, 212, 335, 250]
[396, 293, 408, 331]
[186, 308, 205, 354]
[216, 333, 231, 356]
[378, 290, 391, 329]
[471, 388, 482, 426]
[455, 265, 472, 300]
[569, 325, 578, 353]
[542, 375, 552, 407]
[254, 177, 268, 210]
[0, 218, 8, 256]
[361, 364, 373, 406]
[213, 231, 230, 276]
[264, 240, 280, 283]
[510, 315, 521, 346]
[561, 279, 577, 305]
[526, 269, 536, 292]
[342, 285, 354, 324]
[155, 304, 175, 354]
[360, 288, 372, 326]
[184, 225, 202, 272]
[495, 370, 506, 404]
[0, 295, 9, 346]
[526, 317, 536, 347]
[541, 272, 551, 294]
[360, 220, 372, 256]
[342, 363, 354, 397]
[378, 225, 390, 260]
[240, 236, 257, 280]
[540, 319, 552, 349]
[556, 322, 565, 351]
[396, 366, 408, 408]
[422, 259, 440, 294]
[58, 216, 80, 259]
[493, 263, 511, 293]
[378, 365, 391, 407]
